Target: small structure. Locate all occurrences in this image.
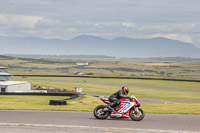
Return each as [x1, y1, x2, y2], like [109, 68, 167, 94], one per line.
[74, 87, 82, 93]
[77, 72, 84, 76]
[76, 62, 88, 66]
[0, 66, 12, 81]
[0, 66, 31, 93]
[0, 81, 31, 93]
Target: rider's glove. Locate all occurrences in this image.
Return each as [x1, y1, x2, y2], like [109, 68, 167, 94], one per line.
[129, 97, 133, 101]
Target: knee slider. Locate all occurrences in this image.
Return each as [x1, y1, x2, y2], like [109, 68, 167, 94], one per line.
[116, 100, 121, 104]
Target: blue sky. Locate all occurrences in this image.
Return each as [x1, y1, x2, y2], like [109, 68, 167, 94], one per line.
[0, 0, 200, 48]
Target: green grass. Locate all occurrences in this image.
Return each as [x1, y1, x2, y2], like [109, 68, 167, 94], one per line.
[4, 76, 199, 115]
[142, 102, 200, 115]
[0, 95, 199, 115]
[15, 76, 200, 90]
[12, 77, 200, 101]
[0, 95, 103, 111]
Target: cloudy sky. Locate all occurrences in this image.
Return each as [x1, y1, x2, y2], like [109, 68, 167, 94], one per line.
[0, 0, 200, 48]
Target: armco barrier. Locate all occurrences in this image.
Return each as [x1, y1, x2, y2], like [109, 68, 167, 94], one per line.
[0, 92, 78, 97]
[63, 94, 79, 100]
[14, 75, 200, 82]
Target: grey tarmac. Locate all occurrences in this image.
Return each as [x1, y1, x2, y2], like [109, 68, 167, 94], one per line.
[0, 124, 197, 133]
[0, 110, 199, 133]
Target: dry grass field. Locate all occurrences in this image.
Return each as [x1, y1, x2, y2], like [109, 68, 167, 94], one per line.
[1, 55, 200, 80]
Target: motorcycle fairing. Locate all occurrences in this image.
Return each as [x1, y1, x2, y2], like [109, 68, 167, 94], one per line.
[112, 98, 137, 118]
[118, 101, 134, 113]
[100, 97, 138, 118]
[100, 98, 110, 104]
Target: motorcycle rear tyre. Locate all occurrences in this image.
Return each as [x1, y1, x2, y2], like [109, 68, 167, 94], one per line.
[129, 108, 145, 121]
[93, 105, 110, 119]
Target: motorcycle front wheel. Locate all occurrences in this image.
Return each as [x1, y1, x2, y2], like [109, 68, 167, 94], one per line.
[93, 105, 110, 119]
[129, 108, 145, 121]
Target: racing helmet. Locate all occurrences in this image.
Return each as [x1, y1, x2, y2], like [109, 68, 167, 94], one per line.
[122, 86, 129, 95]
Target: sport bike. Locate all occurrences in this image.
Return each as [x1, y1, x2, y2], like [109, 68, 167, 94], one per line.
[93, 95, 145, 121]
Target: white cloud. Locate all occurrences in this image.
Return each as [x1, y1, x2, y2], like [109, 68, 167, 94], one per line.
[149, 34, 193, 44]
[0, 14, 43, 29]
[140, 25, 170, 33]
[171, 23, 196, 32]
[190, 34, 200, 48]
[95, 22, 136, 28]
[0, 15, 8, 25]
[140, 23, 197, 33]
[121, 22, 136, 28]
[65, 28, 77, 32]
[0, 0, 200, 48]
[35, 18, 62, 29]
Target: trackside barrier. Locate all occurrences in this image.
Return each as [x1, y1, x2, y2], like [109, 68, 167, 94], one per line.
[0, 92, 79, 97]
[13, 75, 200, 82]
[49, 100, 67, 105]
[0, 92, 80, 105]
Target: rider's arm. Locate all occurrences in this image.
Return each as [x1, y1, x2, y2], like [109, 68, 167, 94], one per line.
[119, 90, 132, 100]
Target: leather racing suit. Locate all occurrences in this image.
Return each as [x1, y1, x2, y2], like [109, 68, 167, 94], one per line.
[108, 90, 131, 107]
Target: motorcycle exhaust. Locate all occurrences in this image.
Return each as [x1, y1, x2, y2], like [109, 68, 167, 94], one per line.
[110, 113, 122, 118]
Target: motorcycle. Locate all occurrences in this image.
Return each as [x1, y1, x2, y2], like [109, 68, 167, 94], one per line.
[93, 95, 145, 121]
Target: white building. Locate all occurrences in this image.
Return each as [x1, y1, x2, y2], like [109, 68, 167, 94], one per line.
[0, 66, 31, 93]
[76, 62, 89, 66]
[77, 72, 84, 75]
[0, 81, 31, 93]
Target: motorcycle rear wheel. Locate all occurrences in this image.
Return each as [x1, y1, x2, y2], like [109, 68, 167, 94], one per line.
[93, 105, 110, 119]
[129, 108, 145, 121]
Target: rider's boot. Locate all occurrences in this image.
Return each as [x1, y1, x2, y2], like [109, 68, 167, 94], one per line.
[107, 102, 117, 111]
[107, 105, 113, 111]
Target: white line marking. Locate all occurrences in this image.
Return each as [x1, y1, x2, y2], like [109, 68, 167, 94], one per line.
[0, 123, 199, 133]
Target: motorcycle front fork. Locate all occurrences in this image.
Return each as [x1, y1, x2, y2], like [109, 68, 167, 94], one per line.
[134, 107, 140, 113]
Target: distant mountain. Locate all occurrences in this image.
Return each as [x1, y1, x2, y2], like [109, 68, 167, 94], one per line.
[5, 54, 114, 59]
[0, 35, 200, 58]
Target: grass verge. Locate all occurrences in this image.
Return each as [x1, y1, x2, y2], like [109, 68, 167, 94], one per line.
[3, 76, 199, 114]
[0, 95, 199, 115]
[0, 95, 102, 111]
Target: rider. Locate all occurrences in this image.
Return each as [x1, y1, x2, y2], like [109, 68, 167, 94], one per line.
[107, 86, 132, 111]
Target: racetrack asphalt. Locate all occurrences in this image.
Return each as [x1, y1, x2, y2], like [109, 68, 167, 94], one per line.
[0, 110, 199, 133]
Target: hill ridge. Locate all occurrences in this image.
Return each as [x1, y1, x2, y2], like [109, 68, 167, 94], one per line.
[0, 35, 200, 58]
